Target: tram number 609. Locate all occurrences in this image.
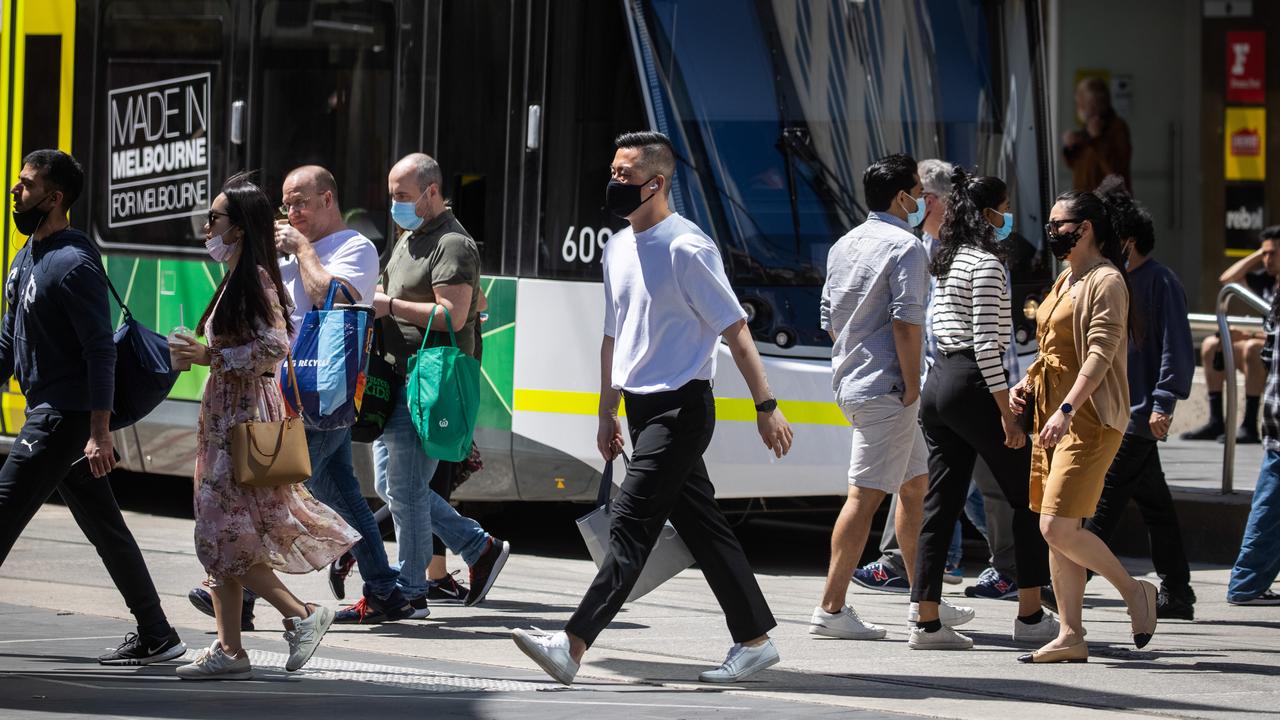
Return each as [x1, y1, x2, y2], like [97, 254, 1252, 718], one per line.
[561, 226, 612, 264]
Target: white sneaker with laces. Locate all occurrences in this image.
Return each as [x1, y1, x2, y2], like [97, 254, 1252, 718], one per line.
[907, 624, 974, 650]
[698, 639, 780, 683]
[176, 641, 252, 680]
[908, 599, 975, 627]
[512, 627, 578, 686]
[1012, 611, 1061, 642]
[809, 605, 887, 640]
[284, 604, 334, 671]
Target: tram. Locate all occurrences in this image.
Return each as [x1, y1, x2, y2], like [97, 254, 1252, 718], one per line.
[0, 0, 1055, 503]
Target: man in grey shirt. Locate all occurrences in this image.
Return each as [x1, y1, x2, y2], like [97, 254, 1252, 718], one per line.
[810, 154, 973, 642]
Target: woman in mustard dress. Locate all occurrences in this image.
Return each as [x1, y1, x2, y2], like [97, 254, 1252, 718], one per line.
[1009, 191, 1157, 663]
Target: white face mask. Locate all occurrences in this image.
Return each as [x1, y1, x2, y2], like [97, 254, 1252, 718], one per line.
[204, 233, 235, 263]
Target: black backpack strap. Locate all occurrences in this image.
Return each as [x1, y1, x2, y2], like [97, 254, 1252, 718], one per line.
[102, 271, 132, 320]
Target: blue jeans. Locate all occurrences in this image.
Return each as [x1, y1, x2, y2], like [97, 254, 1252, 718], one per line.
[373, 382, 490, 598]
[1228, 448, 1280, 601]
[304, 427, 399, 599]
[946, 481, 989, 567]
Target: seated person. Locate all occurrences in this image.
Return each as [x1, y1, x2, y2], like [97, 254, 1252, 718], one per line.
[1183, 228, 1280, 444]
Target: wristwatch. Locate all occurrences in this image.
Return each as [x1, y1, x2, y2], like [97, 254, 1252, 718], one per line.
[1061, 402, 1073, 416]
[755, 398, 778, 413]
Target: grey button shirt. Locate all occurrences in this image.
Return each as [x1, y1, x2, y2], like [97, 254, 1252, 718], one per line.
[821, 212, 930, 406]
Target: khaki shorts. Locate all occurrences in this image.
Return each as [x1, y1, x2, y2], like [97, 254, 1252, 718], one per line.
[841, 394, 928, 492]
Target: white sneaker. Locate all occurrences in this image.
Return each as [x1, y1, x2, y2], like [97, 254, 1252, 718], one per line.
[809, 606, 887, 640]
[699, 639, 780, 683]
[176, 641, 252, 680]
[908, 599, 975, 627]
[1012, 611, 1061, 643]
[512, 628, 578, 686]
[284, 604, 334, 671]
[907, 625, 974, 650]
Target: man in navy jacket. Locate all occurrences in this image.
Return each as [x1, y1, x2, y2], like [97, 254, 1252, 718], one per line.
[0, 149, 184, 664]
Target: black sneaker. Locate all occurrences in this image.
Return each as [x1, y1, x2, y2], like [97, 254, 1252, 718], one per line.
[187, 587, 256, 631]
[426, 571, 469, 604]
[465, 538, 511, 606]
[408, 595, 432, 619]
[1181, 420, 1225, 441]
[98, 629, 186, 666]
[334, 585, 417, 624]
[329, 552, 356, 601]
[1157, 586, 1195, 620]
[1040, 583, 1058, 614]
[1223, 426, 1262, 445]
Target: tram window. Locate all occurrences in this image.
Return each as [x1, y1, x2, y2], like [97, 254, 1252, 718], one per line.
[434, 0, 512, 275]
[535, 0, 646, 281]
[255, 0, 394, 251]
[21, 36, 61, 158]
[93, 0, 228, 253]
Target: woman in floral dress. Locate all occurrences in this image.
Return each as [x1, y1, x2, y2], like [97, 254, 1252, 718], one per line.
[170, 175, 360, 680]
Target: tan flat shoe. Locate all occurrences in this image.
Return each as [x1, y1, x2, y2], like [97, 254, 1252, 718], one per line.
[1130, 579, 1158, 649]
[1017, 641, 1088, 664]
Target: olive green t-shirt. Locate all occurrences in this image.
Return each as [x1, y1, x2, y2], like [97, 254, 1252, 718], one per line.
[380, 209, 481, 373]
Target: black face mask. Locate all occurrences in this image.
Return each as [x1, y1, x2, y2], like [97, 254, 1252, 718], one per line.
[13, 192, 51, 236]
[1046, 226, 1083, 261]
[604, 175, 657, 219]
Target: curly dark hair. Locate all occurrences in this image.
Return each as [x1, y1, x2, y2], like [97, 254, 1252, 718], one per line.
[931, 167, 1009, 278]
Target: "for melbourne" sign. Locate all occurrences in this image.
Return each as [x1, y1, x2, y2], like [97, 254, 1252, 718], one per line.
[107, 72, 211, 228]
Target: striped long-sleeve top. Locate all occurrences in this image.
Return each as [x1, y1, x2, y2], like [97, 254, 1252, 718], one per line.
[931, 245, 1012, 392]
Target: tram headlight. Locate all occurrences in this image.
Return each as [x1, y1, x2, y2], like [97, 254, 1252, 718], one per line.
[1023, 297, 1040, 321]
[741, 300, 757, 324]
[774, 328, 796, 349]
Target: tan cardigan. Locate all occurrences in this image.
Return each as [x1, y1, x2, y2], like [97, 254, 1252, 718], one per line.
[1056, 262, 1130, 430]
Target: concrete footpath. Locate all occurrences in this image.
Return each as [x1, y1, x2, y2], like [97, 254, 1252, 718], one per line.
[1, 505, 1277, 719]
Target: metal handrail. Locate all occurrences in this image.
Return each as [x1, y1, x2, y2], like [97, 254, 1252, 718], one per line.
[1217, 283, 1272, 494]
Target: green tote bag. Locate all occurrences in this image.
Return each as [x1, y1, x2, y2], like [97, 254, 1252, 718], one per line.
[406, 305, 481, 462]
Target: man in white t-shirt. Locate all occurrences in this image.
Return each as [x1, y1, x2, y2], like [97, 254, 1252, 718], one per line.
[186, 166, 414, 627]
[511, 131, 793, 686]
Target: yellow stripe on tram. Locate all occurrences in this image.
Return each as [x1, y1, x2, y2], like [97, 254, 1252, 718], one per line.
[512, 389, 850, 426]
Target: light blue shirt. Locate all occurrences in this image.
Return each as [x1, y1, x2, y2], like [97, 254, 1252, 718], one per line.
[821, 212, 930, 406]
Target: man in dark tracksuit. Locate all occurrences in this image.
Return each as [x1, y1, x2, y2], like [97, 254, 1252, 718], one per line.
[1086, 192, 1196, 619]
[0, 149, 184, 664]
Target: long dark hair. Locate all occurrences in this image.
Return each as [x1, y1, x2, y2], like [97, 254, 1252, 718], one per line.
[197, 174, 292, 342]
[1056, 190, 1140, 341]
[932, 168, 1008, 277]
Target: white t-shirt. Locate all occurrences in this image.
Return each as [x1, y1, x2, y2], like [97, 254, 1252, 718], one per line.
[602, 212, 746, 393]
[278, 228, 378, 343]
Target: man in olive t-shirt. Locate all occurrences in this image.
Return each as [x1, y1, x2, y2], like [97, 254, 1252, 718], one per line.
[368, 153, 510, 613]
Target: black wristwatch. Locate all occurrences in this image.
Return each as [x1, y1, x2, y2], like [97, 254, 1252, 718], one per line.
[755, 398, 778, 413]
[1061, 402, 1074, 416]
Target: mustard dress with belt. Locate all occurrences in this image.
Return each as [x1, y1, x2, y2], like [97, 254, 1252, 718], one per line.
[1026, 272, 1125, 518]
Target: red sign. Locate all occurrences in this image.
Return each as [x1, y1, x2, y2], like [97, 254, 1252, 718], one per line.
[1227, 31, 1265, 104]
[1232, 127, 1262, 156]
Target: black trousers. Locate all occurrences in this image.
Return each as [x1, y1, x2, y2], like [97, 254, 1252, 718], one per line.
[565, 380, 775, 647]
[1085, 433, 1191, 590]
[912, 351, 1051, 603]
[0, 409, 170, 636]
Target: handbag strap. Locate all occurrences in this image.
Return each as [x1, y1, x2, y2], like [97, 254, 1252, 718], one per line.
[282, 350, 304, 416]
[595, 452, 630, 507]
[321, 279, 356, 311]
[102, 268, 133, 321]
[418, 303, 460, 351]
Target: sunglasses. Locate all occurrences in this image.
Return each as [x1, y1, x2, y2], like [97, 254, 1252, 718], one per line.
[207, 209, 230, 225]
[1044, 218, 1083, 235]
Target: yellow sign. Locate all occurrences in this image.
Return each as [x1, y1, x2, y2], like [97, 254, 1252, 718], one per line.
[1225, 107, 1266, 181]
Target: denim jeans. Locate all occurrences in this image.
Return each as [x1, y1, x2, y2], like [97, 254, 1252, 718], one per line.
[304, 426, 400, 599]
[946, 482, 989, 567]
[1228, 448, 1280, 601]
[373, 382, 490, 598]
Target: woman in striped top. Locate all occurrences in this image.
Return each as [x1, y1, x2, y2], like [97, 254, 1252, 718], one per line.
[908, 170, 1055, 650]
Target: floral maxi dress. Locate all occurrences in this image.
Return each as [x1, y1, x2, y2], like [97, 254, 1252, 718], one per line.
[194, 266, 360, 581]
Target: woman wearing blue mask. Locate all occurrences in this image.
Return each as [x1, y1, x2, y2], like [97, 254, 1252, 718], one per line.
[168, 175, 359, 680]
[908, 169, 1057, 651]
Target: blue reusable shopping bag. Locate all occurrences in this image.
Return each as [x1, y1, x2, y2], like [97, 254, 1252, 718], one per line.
[283, 280, 376, 430]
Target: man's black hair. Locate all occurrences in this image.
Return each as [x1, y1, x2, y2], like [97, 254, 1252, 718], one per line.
[1262, 225, 1280, 244]
[614, 131, 676, 191]
[22, 149, 84, 208]
[863, 153, 918, 212]
[1132, 206, 1155, 256]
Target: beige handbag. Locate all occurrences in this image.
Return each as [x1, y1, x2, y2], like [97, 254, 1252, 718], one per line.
[231, 353, 311, 487]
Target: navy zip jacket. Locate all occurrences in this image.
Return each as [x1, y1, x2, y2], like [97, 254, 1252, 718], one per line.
[0, 228, 115, 412]
[1126, 257, 1193, 439]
